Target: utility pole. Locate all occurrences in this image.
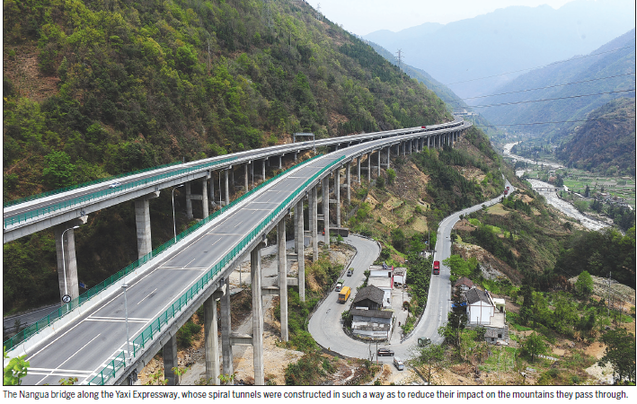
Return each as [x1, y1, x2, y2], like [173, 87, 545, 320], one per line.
[607, 272, 612, 318]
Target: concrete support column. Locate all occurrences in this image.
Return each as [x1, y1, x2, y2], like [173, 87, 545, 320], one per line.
[204, 292, 221, 384]
[250, 162, 254, 188]
[54, 220, 84, 305]
[244, 163, 249, 192]
[377, 149, 381, 177]
[322, 176, 330, 247]
[224, 170, 230, 206]
[278, 155, 282, 169]
[209, 171, 215, 207]
[251, 245, 265, 385]
[163, 334, 179, 385]
[427, 136, 430, 149]
[357, 157, 361, 183]
[296, 200, 305, 302]
[335, 170, 341, 229]
[185, 182, 193, 220]
[278, 220, 289, 341]
[134, 198, 152, 258]
[387, 146, 391, 169]
[346, 162, 351, 203]
[262, 160, 266, 182]
[221, 277, 233, 376]
[311, 186, 318, 261]
[134, 191, 159, 258]
[367, 153, 371, 182]
[202, 178, 209, 218]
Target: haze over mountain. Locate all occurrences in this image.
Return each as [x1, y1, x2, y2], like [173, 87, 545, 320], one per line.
[478, 29, 635, 137]
[364, 0, 635, 99]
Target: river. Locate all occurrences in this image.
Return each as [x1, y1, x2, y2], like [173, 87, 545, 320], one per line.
[503, 142, 609, 231]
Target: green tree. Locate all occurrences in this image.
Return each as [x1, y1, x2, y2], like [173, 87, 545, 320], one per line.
[386, 168, 396, 185]
[414, 342, 445, 384]
[439, 286, 467, 347]
[4, 347, 29, 385]
[599, 328, 636, 384]
[520, 332, 547, 363]
[519, 283, 534, 326]
[42, 151, 76, 188]
[574, 270, 594, 300]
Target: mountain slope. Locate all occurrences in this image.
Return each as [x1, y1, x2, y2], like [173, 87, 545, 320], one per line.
[478, 29, 636, 137]
[364, 0, 635, 99]
[2, 0, 453, 314]
[3, 0, 451, 202]
[556, 97, 635, 175]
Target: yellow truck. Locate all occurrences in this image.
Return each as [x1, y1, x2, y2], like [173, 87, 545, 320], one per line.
[338, 286, 351, 303]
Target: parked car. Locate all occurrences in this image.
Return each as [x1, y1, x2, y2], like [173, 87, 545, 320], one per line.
[335, 280, 343, 292]
[377, 348, 394, 357]
[346, 268, 353, 277]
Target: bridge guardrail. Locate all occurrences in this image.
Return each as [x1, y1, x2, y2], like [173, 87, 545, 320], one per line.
[88, 154, 345, 385]
[3, 154, 323, 353]
[3, 157, 238, 228]
[3, 162, 183, 208]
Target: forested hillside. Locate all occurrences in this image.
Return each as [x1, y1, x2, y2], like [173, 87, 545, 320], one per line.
[3, 0, 454, 314]
[3, 0, 450, 201]
[556, 98, 635, 176]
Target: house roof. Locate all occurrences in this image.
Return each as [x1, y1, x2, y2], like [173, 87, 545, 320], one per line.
[454, 277, 474, 288]
[350, 309, 393, 319]
[465, 288, 492, 305]
[352, 285, 385, 305]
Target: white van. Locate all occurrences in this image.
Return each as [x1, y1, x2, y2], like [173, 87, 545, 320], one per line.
[393, 356, 404, 371]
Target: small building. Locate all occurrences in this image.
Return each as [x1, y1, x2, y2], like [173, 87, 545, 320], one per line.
[393, 267, 407, 286]
[454, 277, 474, 292]
[352, 285, 385, 310]
[350, 308, 393, 340]
[465, 288, 495, 326]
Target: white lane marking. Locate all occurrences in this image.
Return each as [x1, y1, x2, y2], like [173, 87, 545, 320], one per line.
[35, 333, 101, 385]
[137, 288, 157, 305]
[85, 317, 148, 323]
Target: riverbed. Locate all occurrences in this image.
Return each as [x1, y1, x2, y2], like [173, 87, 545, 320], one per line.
[503, 142, 609, 231]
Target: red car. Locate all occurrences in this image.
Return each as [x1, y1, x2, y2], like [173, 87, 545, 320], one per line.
[433, 260, 440, 275]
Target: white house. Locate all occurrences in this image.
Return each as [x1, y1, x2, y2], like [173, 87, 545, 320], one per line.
[465, 288, 495, 326]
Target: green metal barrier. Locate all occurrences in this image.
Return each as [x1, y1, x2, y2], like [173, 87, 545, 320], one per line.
[4, 157, 238, 228]
[3, 154, 323, 353]
[88, 154, 344, 385]
[3, 162, 182, 208]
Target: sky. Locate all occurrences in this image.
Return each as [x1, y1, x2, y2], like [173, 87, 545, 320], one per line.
[308, 0, 577, 36]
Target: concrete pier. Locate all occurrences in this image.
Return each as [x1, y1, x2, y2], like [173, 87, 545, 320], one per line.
[296, 200, 305, 302]
[251, 245, 264, 385]
[54, 218, 86, 305]
[162, 334, 179, 385]
[221, 277, 233, 376]
[322, 176, 329, 247]
[134, 191, 159, 258]
[278, 220, 288, 341]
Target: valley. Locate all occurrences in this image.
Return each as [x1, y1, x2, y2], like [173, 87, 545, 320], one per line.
[3, 0, 635, 390]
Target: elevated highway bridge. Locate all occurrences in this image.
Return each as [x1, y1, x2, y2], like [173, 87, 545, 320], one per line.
[4, 119, 471, 385]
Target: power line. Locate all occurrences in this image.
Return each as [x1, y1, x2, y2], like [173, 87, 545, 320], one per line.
[469, 88, 635, 109]
[446, 45, 636, 86]
[474, 114, 636, 128]
[461, 72, 636, 101]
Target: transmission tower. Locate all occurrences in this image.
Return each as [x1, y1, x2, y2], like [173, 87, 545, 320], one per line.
[396, 49, 404, 71]
[316, 3, 322, 20]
